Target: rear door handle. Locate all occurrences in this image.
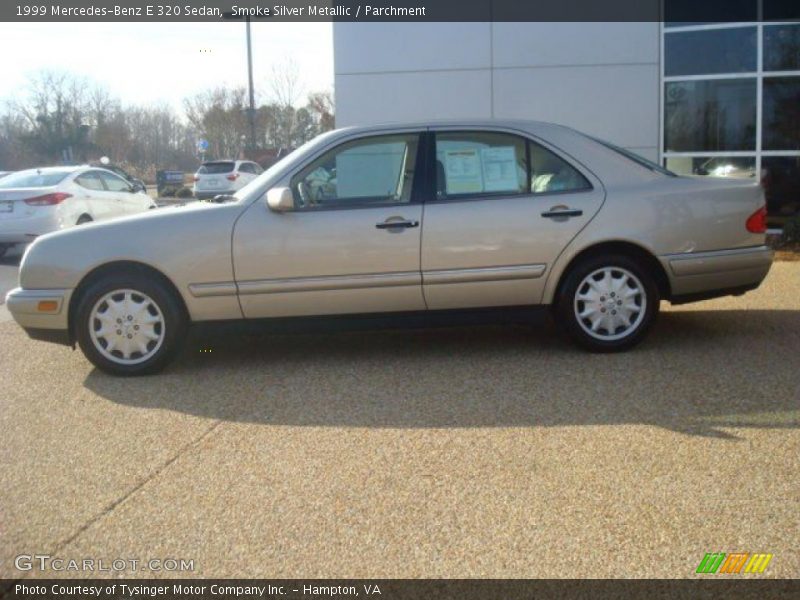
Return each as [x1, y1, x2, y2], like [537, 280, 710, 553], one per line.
[376, 219, 419, 229]
[541, 208, 583, 218]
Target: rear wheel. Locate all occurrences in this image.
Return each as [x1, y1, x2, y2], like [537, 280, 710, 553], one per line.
[557, 254, 659, 352]
[75, 272, 187, 375]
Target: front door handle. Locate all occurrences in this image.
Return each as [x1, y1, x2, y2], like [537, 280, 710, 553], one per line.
[541, 208, 583, 219]
[376, 218, 419, 229]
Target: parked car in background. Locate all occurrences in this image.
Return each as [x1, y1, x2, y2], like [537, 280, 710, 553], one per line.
[0, 165, 155, 259]
[193, 160, 262, 200]
[89, 161, 147, 194]
[6, 120, 772, 375]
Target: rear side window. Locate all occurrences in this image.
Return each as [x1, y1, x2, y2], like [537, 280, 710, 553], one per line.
[0, 171, 70, 188]
[435, 132, 528, 197]
[199, 162, 235, 175]
[530, 143, 592, 194]
[434, 131, 591, 198]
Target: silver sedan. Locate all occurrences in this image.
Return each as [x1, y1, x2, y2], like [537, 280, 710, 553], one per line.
[6, 121, 773, 375]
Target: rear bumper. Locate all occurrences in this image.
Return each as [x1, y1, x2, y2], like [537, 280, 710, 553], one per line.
[662, 246, 773, 302]
[0, 212, 60, 243]
[5, 287, 72, 343]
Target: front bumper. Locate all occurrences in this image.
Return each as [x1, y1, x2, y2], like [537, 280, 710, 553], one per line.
[662, 245, 773, 302]
[5, 287, 72, 343]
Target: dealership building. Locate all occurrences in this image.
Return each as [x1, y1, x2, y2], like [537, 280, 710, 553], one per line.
[333, 13, 800, 225]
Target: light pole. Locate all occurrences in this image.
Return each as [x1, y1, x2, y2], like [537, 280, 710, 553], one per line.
[224, 11, 259, 155]
[245, 15, 256, 154]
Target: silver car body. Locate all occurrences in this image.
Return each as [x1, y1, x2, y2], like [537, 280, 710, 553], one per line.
[6, 120, 772, 341]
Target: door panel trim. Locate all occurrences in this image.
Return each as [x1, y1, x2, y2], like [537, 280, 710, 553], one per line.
[423, 264, 546, 285]
[188, 282, 238, 298]
[237, 271, 421, 295]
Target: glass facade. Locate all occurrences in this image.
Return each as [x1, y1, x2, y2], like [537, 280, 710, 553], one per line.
[663, 2, 800, 226]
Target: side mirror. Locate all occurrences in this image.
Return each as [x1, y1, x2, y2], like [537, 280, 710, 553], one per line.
[266, 187, 294, 212]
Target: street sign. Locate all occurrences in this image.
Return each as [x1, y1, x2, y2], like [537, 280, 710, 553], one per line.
[197, 139, 209, 152]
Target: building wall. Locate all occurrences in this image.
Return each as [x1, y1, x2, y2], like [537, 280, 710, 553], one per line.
[334, 22, 661, 161]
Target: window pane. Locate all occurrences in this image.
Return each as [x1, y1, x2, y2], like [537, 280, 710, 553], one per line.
[762, 157, 800, 226]
[435, 132, 527, 197]
[763, 77, 800, 151]
[100, 172, 131, 192]
[664, 79, 756, 152]
[291, 134, 419, 208]
[76, 173, 104, 191]
[764, 25, 800, 71]
[665, 0, 757, 25]
[665, 28, 756, 76]
[665, 156, 756, 179]
[530, 143, 591, 193]
[764, 0, 800, 21]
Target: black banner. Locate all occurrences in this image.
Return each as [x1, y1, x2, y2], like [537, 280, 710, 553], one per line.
[2, 579, 800, 600]
[2, 0, 799, 23]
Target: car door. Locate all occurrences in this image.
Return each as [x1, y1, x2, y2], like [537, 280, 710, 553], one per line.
[98, 170, 140, 215]
[232, 131, 427, 318]
[421, 128, 605, 310]
[73, 170, 115, 221]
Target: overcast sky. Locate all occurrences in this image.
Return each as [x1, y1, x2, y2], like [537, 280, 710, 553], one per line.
[0, 22, 334, 110]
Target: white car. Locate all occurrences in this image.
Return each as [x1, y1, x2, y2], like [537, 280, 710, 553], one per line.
[0, 166, 155, 258]
[192, 160, 263, 200]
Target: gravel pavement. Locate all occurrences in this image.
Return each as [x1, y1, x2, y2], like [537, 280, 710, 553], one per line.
[1, 262, 798, 579]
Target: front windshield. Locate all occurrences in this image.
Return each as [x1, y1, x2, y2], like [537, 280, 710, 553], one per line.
[588, 136, 676, 177]
[0, 170, 71, 188]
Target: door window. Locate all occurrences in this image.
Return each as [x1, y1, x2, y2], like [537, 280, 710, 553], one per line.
[434, 131, 591, 198]
[290, 133, 420, 209]
[435, 132, 528, 198]
[75, 171, 105, 191]
[99, 171, 132, 192]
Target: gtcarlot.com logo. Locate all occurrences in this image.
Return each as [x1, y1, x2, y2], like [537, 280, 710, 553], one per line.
[15, 554, 195, 573]
[696, 552, 773, 574]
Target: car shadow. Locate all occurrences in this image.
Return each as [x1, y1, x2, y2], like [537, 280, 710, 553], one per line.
[83, 309, 800, 439]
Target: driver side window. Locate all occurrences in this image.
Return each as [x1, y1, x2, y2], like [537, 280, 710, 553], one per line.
[290, 133, 420, 209]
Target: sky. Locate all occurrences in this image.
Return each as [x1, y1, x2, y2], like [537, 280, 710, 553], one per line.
[0, 22, 333, 111]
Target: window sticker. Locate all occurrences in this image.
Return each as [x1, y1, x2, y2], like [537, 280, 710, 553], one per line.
[444, 148, 483, 194]
[481, 146, 519, 192]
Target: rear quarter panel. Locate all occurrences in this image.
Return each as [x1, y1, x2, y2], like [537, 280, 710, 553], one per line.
[541, 176, 766, 303]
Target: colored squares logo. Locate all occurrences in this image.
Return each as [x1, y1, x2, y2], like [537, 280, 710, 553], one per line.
[696, 552, 773, 574]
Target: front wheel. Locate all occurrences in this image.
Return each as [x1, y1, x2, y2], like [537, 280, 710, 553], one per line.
[556, 254, 659, 352]
[75, 272, 187, 375]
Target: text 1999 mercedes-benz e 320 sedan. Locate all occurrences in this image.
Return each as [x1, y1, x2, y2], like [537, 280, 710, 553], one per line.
[6, 120, 773, 375]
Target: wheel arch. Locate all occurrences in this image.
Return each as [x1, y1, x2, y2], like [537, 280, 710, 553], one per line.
[67, 260, 189, 345]
[550, 240, 672, 306]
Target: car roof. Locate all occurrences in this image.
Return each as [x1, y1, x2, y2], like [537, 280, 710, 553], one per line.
[333, 118, 570, 136]
[15, 165, 87, 174]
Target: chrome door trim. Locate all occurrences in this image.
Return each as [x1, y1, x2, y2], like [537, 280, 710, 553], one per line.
[423, 264, 546, 285]
[237, 271, 421, 295]
[188, 282, 238, 298]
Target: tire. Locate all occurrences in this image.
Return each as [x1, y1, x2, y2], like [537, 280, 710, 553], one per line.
[76, 214, 93, 225]
[556, 254, 659, 352]
[75, 271, 187, 375]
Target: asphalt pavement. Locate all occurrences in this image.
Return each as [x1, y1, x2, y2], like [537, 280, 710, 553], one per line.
[1, 261, 798, 579]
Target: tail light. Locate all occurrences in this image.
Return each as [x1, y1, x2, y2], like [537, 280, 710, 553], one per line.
[226, 173, 239, 182]
[24, 192, 72, 206]
[746, 206, 767, 234]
